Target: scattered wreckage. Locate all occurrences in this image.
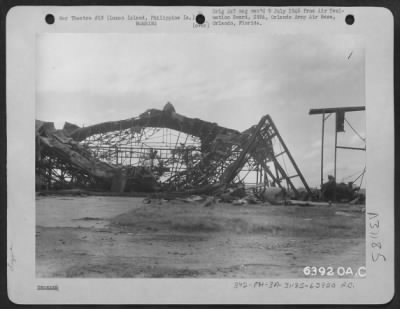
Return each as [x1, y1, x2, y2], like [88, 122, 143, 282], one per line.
[36, 102, 364, 205]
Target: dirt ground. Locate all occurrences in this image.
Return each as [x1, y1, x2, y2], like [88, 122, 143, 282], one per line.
[36, 196, 365, 278]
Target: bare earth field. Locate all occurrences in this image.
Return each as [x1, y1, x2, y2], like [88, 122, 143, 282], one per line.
[36, 196, 365, 278]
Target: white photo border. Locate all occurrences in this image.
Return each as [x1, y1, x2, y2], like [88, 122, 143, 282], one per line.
[6, 6, 394, 304]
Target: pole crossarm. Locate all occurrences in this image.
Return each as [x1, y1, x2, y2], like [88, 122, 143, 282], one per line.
[309, 106, 365, 115]
[336, 146, 366, 151]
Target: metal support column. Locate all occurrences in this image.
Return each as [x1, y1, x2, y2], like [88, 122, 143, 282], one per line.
[333, 114, 338, 201]
[321, 112, 325, 189]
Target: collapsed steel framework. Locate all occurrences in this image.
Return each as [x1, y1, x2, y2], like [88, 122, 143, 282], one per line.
[36, 103, 311, 197]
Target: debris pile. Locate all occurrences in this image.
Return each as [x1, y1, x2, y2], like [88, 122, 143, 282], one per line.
[36, 102, 311, 199]
[321, 175, 365, 204]
[171, 185, 287, 206]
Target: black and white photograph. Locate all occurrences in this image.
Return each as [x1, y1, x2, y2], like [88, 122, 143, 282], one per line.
[35, 33, 366, 278]
[6, 6, 394, 304]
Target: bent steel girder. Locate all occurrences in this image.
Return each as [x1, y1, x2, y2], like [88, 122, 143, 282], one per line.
[36, 104, 311, 196]
[69, 108, 240, 150]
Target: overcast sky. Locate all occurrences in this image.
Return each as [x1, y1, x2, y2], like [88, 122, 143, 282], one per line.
[36, 33, 366, 188]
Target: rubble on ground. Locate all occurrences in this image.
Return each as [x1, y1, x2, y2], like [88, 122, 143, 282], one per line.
[321, 175, 365, 203]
